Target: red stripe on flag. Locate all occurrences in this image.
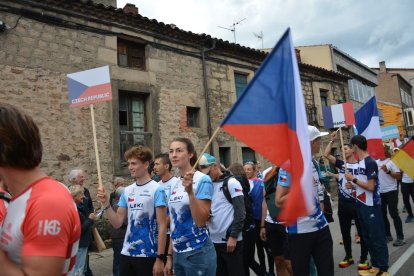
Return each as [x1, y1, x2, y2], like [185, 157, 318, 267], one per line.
[402, 139, 414, 158]
[278, 129, 308, 224]
[221, 123, 290, 165]
[367, 139, 385, 159]
[343, 102, 355, 125]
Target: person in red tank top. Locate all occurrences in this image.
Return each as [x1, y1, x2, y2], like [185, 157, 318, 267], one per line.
[0, 103, 81, 276]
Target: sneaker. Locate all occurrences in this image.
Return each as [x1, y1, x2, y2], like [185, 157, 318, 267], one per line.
[358, 260, 370, 270]
[377, 271, 390, 276]
[339, 257, 354, 268]
[393, 238, 406, 246]
[358, 267, 379, 275]
[386, 235, 393, 242]
[405, 214, 414, 223]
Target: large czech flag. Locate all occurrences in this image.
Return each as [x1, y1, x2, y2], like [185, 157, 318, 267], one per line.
[220, 28, 314, 223]
[354, 96, 385, 159]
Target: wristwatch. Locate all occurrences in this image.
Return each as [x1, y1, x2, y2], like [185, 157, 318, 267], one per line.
[157, 254, 166, 261]
[352, 178, 358, 184]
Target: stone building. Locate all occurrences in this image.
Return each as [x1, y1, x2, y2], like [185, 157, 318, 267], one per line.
[372, 61, 414, 138]
[297, 44, 378, 111]
[0, 0, 349, 198]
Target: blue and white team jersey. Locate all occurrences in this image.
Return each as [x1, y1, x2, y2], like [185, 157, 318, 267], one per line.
[355, 157, 381, 206]
[118, 180, 167, 257]
[209, 177, 244, 243]
[158, 176, 180, 205]
[277, 166, 327, 234]
[169, 171, 214, 253]
[335, 159, 358, 202]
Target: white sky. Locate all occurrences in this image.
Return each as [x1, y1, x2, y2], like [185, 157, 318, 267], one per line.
[117, 0, 414, 68]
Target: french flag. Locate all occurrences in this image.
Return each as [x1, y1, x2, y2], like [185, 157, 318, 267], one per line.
[354, 96, 385, 159]
[322, 102, 355, 128]
[220, 28, 314, 224]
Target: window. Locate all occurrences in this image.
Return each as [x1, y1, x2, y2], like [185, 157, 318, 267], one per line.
[219, 147, 231, 168]
[320, 89, 328, 106]
[404, 108, 414, 126]
[348, 79, 374, 103]
[119, 91, 150, 160]
[401, 88, 413, 106]
[117, 39, 146, 70]
[242, 147, 256, 163]
[186, 107, 200, 128]
[234, 73, 248, 99]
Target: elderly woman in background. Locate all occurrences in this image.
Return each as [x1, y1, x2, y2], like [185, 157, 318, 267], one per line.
[69, 185, 96, 276]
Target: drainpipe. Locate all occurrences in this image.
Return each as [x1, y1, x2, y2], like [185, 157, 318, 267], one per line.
[201, 39, 217, 142]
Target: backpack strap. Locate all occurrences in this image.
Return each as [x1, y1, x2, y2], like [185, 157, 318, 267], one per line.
[0, 192, 11, 203]
[264, 167, 279, 197]
[222, 176, 233, 204]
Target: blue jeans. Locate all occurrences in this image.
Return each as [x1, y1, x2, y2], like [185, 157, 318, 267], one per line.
[74, 247, 88, 276]
[357, 204, 389, 271]
[112, 240, 123, 276]
[173, 238, 217, 276]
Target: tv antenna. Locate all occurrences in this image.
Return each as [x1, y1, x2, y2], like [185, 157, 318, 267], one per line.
[218, 18, 246, 43]
[253, 31, 263, 49]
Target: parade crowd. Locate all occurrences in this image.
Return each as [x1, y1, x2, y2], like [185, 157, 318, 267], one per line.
[1, 102, 414, 276]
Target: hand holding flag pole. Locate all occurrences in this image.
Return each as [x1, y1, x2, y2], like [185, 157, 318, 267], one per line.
[191, 127, 222, 170]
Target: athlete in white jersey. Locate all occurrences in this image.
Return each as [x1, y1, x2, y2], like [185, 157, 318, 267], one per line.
[97, 146, 167, 276]
[345, 135, 389, 276]
[276, 125, 334, 276]
[324, 131, 368, 269]
[164, 138, 216, 276]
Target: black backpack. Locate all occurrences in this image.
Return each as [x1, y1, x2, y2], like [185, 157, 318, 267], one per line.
[222, 174, 255, 231]
[264, 167, 281, 220]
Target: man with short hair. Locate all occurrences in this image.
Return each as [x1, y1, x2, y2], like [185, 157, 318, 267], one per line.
[345, 135, 389, 276]
[324, 131, 369, 269]
[153, 153, 179, 257]
[0, 103, 81, 275]
[276, 125, 334, 276]
[97, 145, 167, 276]
[200, 153, 246, 276]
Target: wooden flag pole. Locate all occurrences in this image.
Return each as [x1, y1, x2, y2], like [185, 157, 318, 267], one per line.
[90, 104, 103, 189]
[192, 127, 222, 170]
[339, 127, 348, 171]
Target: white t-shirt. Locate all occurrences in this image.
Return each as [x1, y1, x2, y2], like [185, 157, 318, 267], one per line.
[118, 180, 167, 257]
[277, 165, 328, 234]
[209, 177, 244, 243]
[355, 157, 381, 206]
[377, 159, 400, 193]
[169, 171, 213, 253]
[402, 172, 414, 183]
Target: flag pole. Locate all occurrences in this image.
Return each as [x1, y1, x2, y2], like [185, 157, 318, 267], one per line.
[339, 127, 348, 171]
[90, 104, 103, 189]
[192, 127, 221, 170]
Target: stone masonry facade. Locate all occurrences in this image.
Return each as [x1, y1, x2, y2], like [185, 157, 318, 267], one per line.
[0, 1, 349, 204]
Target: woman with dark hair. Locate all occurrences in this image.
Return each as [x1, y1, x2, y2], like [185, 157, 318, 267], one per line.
[228, 163, 265, 276]
[164, 138, 216, 276]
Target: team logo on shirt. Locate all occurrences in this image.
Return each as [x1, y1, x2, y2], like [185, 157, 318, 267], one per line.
[37, 220, 61, 236]
[128, 197, 134, 202]
[234, 188, 242, 193]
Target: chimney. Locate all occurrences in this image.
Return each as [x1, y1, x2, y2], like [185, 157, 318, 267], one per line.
[295, 48, 302, 63]
[90, 0, 117, 7]
[379, 61, 386, 73]
[123, 3, 139, 15]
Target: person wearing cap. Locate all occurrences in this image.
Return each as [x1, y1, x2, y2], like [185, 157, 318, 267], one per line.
[199, 153, 246, 276]
[164, 138, 216, 276]
[324, 131, 369, 269]
[345, 135, 389, 276]
[276, 125, 334, 276]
